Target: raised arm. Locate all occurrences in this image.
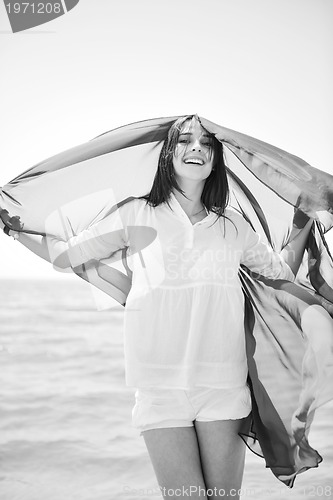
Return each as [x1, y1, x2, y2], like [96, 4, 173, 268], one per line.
[240, 212, 314, 281]
[240, 217, 295, 281]
[0, 218, 54, 263]
[280, 218, 314, 277]
[1, 210, 129, 269]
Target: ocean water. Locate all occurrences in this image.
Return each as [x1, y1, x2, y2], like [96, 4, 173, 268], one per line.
[0, 279, 332, 500]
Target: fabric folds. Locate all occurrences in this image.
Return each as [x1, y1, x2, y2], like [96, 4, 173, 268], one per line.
[1, 116, 333, 487]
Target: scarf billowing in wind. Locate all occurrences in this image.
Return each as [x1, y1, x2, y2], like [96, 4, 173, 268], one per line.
[1, 116, 333, 487]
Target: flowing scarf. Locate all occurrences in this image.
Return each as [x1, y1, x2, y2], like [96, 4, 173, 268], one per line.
[1, 116, 333, 487]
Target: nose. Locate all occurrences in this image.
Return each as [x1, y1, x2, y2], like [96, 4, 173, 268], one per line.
[191, 138, 202, 152]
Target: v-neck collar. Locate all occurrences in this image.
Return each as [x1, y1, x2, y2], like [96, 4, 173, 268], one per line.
[168, 192, 213, 227]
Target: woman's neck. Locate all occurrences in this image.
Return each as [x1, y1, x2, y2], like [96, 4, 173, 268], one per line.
[172, 183, 205, 217]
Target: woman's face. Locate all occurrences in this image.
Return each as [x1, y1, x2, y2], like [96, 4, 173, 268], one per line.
[172, 119, 214, 183]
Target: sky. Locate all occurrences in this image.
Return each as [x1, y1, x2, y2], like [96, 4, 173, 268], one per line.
[0, 0, 332, 279]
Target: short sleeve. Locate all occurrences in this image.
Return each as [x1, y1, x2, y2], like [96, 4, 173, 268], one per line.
[240, 216, 295, 282]
[66, 202, 134, 268]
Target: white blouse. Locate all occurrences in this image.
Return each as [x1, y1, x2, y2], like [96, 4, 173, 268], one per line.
[66, 193, 294, 390]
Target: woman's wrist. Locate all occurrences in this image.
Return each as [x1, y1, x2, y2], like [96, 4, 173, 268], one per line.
[3, 226, 20, 239]
[3, 225, 11, 236]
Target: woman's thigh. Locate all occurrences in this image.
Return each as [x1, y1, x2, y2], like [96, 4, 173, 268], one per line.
[142, 426, 208, 500]
[194, 418, 247, 499]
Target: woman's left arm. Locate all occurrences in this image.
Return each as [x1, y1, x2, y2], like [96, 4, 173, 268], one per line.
[240, 218, 293, 281]
[280, 218, 314, 276]
[240, 214, 314, 281]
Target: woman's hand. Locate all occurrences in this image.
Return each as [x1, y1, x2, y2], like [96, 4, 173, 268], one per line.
[0, 209, 22, 238]
[1, 218, 19, 238]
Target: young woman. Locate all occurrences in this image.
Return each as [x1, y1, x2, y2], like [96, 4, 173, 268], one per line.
[2, 115, 322, 499]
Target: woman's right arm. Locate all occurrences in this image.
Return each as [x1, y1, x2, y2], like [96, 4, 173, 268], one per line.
[13, 232, 59, 264]
[1, 210, 129, 269]
[1, 215, 76, 266]
[1, 222, 72, 267]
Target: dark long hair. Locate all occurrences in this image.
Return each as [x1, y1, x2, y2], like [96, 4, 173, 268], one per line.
[141, 115, 230, 219]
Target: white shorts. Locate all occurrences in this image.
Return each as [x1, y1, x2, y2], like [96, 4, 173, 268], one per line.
[132, 385, 252, 435]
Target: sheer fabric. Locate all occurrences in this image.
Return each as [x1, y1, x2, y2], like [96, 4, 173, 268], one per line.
[1, 116, 333, 486]
[60, 194, 294, 389]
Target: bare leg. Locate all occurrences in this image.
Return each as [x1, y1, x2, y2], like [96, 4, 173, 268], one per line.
[194, 418, 247, 500]
[142, 426, 208, 499]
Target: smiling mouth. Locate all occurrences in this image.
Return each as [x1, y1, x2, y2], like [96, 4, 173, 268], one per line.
[184, 158, 204, 166]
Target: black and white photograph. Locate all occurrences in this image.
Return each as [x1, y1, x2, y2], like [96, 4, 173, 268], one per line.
[1, 1, 333, 499]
